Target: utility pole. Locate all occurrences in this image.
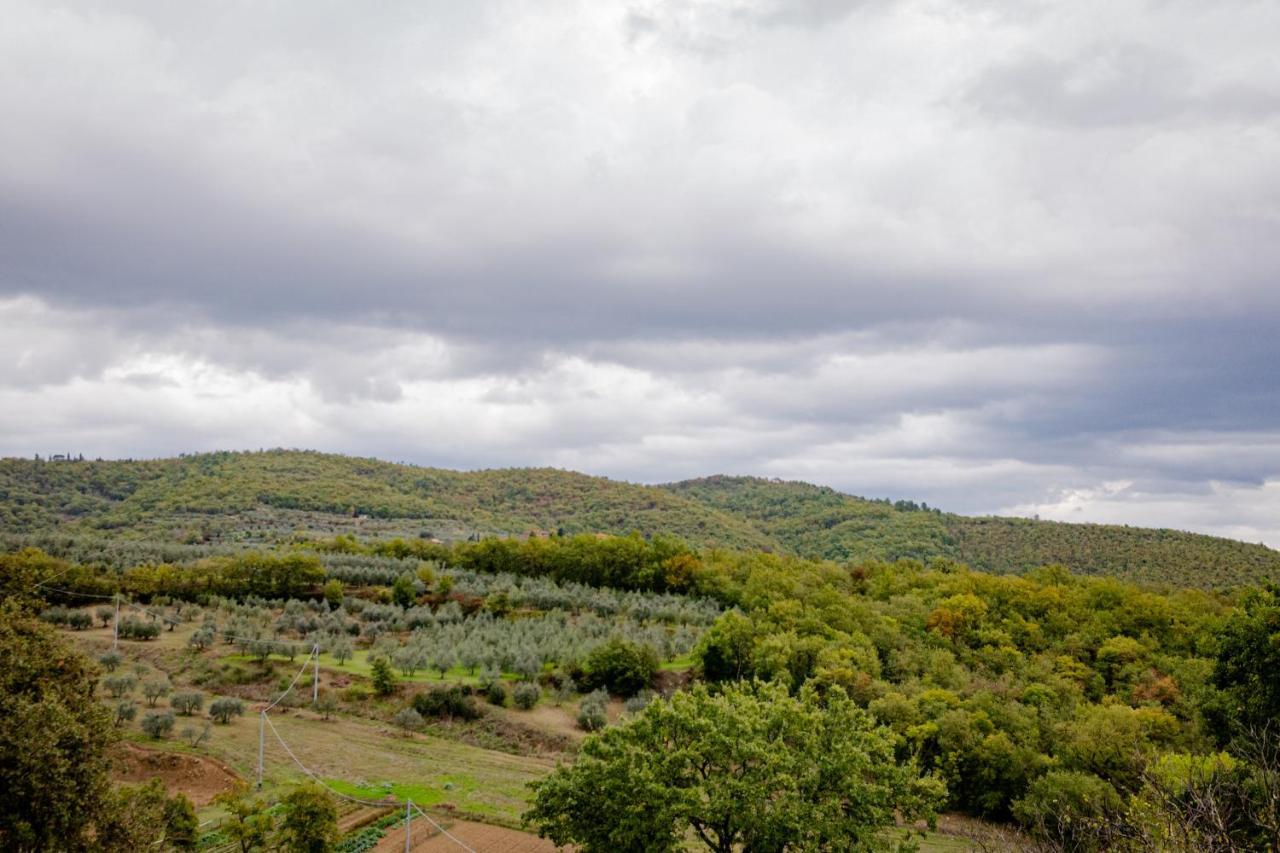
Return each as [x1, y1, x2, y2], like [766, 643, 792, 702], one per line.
[405, 799, 412, 853]
[257, 712, 265, 788]
[312, 644, 320, 703]
[112, 593, 120, 651]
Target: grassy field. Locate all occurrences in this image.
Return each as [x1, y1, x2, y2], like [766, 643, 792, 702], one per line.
[182, 704, 555, 825]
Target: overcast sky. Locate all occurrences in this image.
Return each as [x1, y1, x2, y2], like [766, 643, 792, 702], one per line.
[2, 0, 1279, 545]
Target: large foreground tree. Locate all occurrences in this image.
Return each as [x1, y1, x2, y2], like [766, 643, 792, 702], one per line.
[525, 681, 945, 852]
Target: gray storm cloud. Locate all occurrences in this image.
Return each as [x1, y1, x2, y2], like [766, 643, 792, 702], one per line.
[1, 0, 1278, 544]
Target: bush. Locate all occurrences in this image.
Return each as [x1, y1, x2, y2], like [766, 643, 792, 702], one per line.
[485, 681, 507, 707]
[171, 692, 204, 716]
[99, 651, 123, 672]
[115, 701, 137, 726]
[142, 680, 171, 707]
[118, 617, 161, 641]
[411, 685, 480, 721]
[342, 685, 371, 703]
[95, 606, 115, 627]
[67, 611, 93, 630]
[103, 675, 136, 698]
[315, 694, 338, 720]
[370, 657, 396, 697]
[624, 690, 655, 714]
[141, 711, 175, 739]
[1012, 770, 1123, 852]
[209, 697, 245, 724]
[577, 700, 607, 732]
[392, 707, 424, 731]
[513, 682, 540, 710]
[40, 606, 70, 625]
[580, 638, 658, 697]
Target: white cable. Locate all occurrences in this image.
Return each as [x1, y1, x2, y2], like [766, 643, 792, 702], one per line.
[262, 716, 478, 852]
[411, 801, 478, 852]
[262, 646, 317, 712]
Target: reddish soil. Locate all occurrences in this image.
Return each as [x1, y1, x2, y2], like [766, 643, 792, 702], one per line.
[111, 743, 241, 807]
[374, 819, 562, 852]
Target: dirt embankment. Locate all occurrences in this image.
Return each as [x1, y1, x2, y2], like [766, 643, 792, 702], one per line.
[111, 742, 241, 807]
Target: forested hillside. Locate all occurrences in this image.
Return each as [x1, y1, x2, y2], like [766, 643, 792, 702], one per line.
[3, 451, 1278, 589]
[0, 451, 776, 552]
[664, 476, 1280, 588]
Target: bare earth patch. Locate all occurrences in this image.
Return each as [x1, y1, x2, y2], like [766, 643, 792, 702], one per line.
[111, 742, 241, 807]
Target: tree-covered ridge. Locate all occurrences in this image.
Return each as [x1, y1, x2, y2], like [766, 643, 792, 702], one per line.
[663, 475, 1280, 588]
[3, 451, 1278, 589]
[0, 451, 777, 551]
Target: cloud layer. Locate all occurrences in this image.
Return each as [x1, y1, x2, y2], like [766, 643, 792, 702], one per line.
[2, 0, 1278, 545]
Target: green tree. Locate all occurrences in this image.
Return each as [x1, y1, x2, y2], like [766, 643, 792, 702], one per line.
[277, 783, 339, 853]
[526, 681, 945, 852]
[0, 602, 117, 852]
[215, 782, 275, 853]
[99, 779, 199, 851]
[1012, 770, 1122, 852]
[392, 573, 416, 608]
[580, 637, 658, 696]
[322, 578, 343, 608]
[1213, 584, 1280, 732]
[371, 656, 396, 696]
[210, 697, 245, 724]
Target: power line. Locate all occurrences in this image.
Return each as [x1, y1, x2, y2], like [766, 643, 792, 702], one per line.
[37, 579, 480, 851]
[261, 697, 477, 851]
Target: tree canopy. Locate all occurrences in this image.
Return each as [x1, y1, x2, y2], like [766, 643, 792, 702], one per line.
[525, 681, 944, 852]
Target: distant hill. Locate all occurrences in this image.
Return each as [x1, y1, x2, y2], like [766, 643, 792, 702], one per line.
[661, 475, 1280, 588]
[2, 451, 1277, 588]
[0, 451, 778, 552]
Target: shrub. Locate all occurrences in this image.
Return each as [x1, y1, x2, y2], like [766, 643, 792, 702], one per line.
[624, 690, 655, 715]
[323, 579, 344, 608]
[181, 723, 211, 747]
[580, 638, 658, 697]
[1012, 770, 1123, 852]
[103, 675, 136, 698]
[95, 606, 115, 627]
[171, 692, 204, 716]
[315, 694, 338, 720]
[188, 626, 216, 650]
[99, 651, 123, 672]
[118, 617, 161, 641]
[342, 685, 371, 703]
[114, 701, 137, 726]
[392, 707, 424, 731]
[142, 680, 171, 707]
[577, 698, 607, 732]
[370, 657, 396, 697]
[67, 611, 93, 630]
[513, 682, 540, 710]
[141, 711, 175, 739]
[485, 681, 508, 707]
[40, 606, 70, 625]
[412, 685, 480, 720]
[209, 697, 245, 724]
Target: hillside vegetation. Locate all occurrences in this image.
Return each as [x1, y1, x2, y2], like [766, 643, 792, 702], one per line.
[3, 451, 1278, 589]
[664, 475, 1280, 588]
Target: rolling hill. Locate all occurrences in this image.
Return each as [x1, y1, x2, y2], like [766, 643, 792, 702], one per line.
[2, 450, 1278, 588]
[662, 475, 1280, 588]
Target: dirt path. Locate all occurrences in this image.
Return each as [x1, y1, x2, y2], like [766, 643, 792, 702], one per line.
[373, 818, 561, 852]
